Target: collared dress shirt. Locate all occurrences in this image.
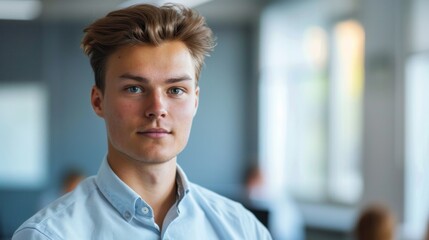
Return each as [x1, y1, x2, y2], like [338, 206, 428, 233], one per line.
[13, 157, 272, 240]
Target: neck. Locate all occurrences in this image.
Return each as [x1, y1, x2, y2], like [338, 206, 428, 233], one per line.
[107, 152, 178, 228]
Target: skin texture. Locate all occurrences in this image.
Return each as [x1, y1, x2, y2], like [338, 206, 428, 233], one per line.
[91, 41, 199, 227]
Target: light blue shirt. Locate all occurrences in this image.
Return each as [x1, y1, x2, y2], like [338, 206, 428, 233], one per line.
[13, 158, 272, 240]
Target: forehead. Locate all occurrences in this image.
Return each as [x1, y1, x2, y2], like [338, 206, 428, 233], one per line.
[105, 41, 196, 82]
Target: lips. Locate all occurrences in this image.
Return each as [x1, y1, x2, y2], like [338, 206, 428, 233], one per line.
[137, 128, 171, 138]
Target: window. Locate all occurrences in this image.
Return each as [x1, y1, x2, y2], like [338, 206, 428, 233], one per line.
[404, 52, 429, 238]
[0, 84, 48, 188]
[259, 2, 364, 204]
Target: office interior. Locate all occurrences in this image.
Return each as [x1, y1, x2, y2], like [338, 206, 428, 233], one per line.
[0, 0, 428, 239]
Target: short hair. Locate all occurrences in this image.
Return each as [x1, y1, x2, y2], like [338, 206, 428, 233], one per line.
[81, 3, 215, 92]
[354, 204, 395, 240]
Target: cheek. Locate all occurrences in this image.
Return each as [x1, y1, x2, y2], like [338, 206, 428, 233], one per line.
[104, 99, 139, 127]
[176, 104, 197, 131]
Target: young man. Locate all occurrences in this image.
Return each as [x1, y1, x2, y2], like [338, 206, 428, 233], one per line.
[13, 4, 272, 240]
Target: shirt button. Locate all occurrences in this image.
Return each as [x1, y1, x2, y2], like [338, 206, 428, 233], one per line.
[141, 207, 149, 215]
[124, 211, 131, 220]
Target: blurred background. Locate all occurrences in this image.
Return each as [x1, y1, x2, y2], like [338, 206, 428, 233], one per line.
[0, 0, 428, 239]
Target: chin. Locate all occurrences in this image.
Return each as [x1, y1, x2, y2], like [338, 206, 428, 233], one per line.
[132, 152, 176, 164]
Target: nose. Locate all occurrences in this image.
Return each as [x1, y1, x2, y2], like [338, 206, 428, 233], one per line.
[144, 91, 167, 119]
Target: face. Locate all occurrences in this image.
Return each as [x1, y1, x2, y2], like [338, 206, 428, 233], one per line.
[91, 41, 199, 165]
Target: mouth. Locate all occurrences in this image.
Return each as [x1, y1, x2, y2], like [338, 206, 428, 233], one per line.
[137, 128, 171, 138]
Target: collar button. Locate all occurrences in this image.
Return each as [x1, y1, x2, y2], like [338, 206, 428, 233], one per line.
[141, 207, 149, 215]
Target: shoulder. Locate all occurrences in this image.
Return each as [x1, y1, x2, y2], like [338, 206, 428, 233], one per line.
[189, 183, 241, 208]
[13, 177, 99, 240]
[187, 183, 272, 239]
[188, 183, 250, 214]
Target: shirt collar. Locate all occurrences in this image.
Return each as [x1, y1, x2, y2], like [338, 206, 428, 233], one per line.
[96, 156, 140, 222]
[95, 156, 191, 221]
[176, 164, 190, 201]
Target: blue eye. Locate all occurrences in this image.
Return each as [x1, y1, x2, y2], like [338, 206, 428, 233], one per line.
[126, 86, 143, 93]
[169, 87, 184, 95]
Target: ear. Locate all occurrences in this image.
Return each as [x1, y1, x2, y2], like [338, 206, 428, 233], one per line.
[91, 85, 104, 118]
[194, 86, 199, 117]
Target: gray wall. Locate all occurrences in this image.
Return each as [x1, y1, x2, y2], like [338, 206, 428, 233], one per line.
[360, 0, 406, 220]
[0, 20, 257, 237]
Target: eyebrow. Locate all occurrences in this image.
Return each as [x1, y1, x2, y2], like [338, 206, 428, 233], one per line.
[119, 73, 193, 84]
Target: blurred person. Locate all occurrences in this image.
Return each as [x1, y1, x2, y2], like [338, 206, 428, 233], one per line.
[354, 203, 396, 240]
[61, 169, 85, 193]
[13, 3, 271, 240]
[243, 165, 305, 240]
[38, 168, 86, 209]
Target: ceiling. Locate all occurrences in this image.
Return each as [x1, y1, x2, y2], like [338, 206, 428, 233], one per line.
[36, 0, 267, 24]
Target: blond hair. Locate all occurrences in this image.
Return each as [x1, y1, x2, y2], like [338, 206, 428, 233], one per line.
[81, 3, 215, 91]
